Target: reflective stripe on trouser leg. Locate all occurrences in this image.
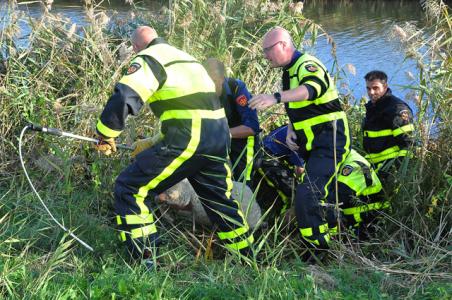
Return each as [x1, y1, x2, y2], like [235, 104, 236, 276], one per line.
[300, 223, 337, 246]
[257, 168, 290, 214]
[114, 115, 202, 251]
[133, 116, 201, 214]
[188, 159, 253, 252]
[245, 136, 255, 181]
[343, 201, 390, 226]
[295, 118, 350, 248]
[116, 214, 157, 242]
[229, 138, 252, 183]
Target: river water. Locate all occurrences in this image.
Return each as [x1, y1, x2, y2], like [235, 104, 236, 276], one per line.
[0, 0, 442, 106]
[303, 0, 429, 104]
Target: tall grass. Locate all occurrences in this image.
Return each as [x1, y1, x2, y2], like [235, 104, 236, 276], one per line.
[0, 0, 450, 298]
[331, 1, 452, 296]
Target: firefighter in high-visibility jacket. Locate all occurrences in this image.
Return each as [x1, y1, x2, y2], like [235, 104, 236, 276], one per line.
[250, 27, 351, 250]
[362, 70, 415, 181]
[259, 126, 387, 235]
[328, 149, 387, 235]
[203, 58, 260, 185]
[94, 26, 253, 262]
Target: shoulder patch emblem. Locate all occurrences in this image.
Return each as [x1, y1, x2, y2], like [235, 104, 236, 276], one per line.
[305, 64, 318, 72]
[236, 95, 247, 107]
[126, 62, 141, 75]
[399, 110, 410, 122]
[341, 165, 354, 176]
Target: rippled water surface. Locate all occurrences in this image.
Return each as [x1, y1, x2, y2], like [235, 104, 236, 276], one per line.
[303, 0, 427, 103]
[1, 0, 442, 107]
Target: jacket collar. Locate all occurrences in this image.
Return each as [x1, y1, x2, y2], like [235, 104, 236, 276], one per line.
[220, 78, 234, 102]
[284, 50, 302, 70]
[146, 37, 167, 48]
[366, 88, 393, 109]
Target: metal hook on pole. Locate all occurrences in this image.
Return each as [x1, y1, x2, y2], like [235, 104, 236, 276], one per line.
[27, 124, 133, 150]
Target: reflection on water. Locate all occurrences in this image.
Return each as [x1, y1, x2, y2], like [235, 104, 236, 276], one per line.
[303, 0, 425, 105]
[1, 0, 435, 108]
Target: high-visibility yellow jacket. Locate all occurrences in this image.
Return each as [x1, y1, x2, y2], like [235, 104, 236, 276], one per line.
[335, 149, 387, 227]
[282, 51, 350, 155]
[96, 38, 230, 152]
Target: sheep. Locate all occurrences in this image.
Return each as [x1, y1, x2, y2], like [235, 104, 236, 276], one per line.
[157, 179, 262, 230]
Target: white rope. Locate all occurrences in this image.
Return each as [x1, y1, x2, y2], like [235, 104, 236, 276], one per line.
[18, 126, 94, 252]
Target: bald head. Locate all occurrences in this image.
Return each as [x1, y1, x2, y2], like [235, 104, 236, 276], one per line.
[263, 27, 293, 47]
[131, 26, 158, 53]
[262, 27, 295, 68]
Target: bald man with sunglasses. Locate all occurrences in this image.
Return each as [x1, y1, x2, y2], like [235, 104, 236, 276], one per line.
[250, 27, 351, 255]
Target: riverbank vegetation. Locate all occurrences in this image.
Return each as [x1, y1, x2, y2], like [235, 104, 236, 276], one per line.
[0, 0, 450, 299]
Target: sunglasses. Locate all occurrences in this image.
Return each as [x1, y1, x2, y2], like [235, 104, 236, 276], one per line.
[263, 41, 282, 53]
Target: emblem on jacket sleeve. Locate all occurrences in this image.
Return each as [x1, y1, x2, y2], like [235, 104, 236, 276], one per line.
[126, 62, 141, 75]
[341, 165, 354, 176]
[236, 95, 248, 106]
[305, 64, 318, 72]
[399, 110, 410, 122]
